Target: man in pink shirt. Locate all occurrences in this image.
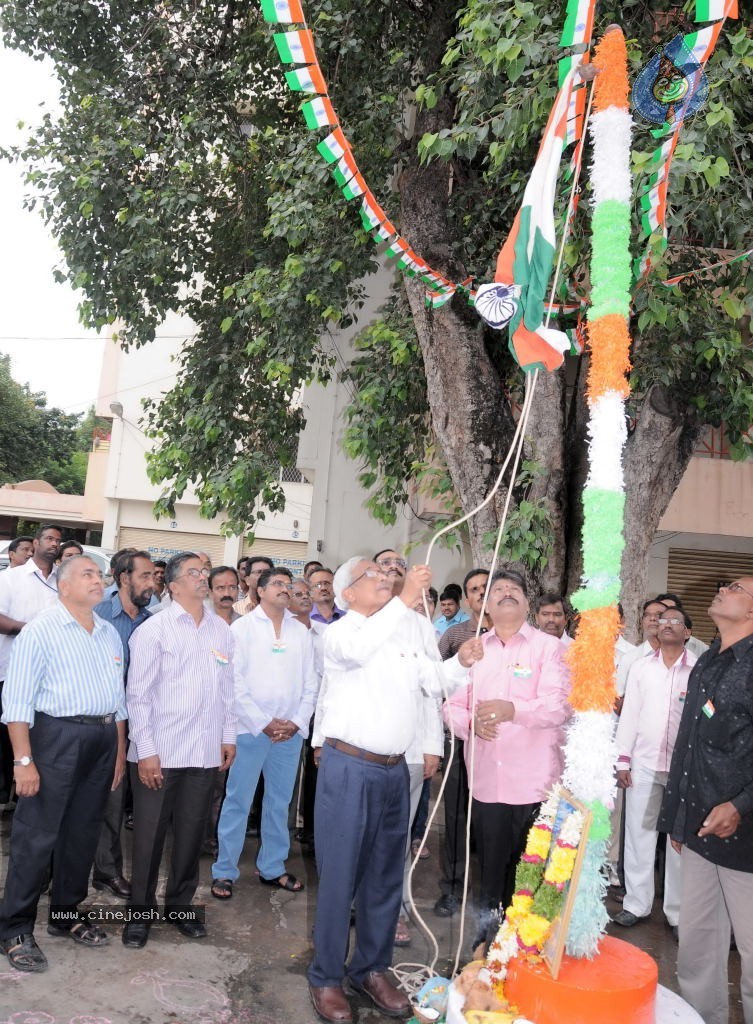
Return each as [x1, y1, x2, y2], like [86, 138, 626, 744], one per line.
[445, 569, 570, 948]
[612, 608, 696, 932]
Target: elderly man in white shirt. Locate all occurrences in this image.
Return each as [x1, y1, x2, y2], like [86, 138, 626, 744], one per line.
[211, 567, 318, 899]
[612, 608, 696, 931]
[307, 557, 483, 1024]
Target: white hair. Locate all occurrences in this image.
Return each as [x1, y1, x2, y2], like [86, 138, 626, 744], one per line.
[333, 556, 369, 611]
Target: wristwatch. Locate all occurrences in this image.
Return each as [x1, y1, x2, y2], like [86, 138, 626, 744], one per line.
[13, 755, 33, 767]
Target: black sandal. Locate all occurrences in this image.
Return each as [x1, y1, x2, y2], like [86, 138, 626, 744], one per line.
[259, 873, 304, 892]
[2, 933, 48, 972]
[211, 878, 234, 900]
[47, 920, 109, 947]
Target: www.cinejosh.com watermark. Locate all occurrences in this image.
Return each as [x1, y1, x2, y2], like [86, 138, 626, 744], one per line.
[49, 904, 206, 925]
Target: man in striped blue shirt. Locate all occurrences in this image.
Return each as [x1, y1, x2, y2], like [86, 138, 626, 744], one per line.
[0, 555, 126, 973]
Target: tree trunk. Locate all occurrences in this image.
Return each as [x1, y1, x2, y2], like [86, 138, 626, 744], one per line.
[620, 390, 702, 641]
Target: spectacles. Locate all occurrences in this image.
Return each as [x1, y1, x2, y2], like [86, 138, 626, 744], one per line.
[291, 590, 310, 599]
[657, 617, 684, 626]
[311, 581, 333, 590]
[376, 557, 407, 570]
[181, 568, 210, 579]
[350, 568, 389, 586]
[725, 581, 753, 599]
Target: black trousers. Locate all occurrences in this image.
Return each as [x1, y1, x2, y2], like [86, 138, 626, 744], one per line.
[128, 764, 216, 910]
[471, 798, 540, 941]
[0, 681, 15, 802]
[93, 779, 125, 879]
[438, 733, 469, 897]
[0, 712, 116, 938]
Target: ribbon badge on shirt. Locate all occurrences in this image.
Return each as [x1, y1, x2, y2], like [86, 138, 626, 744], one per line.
[510, 663, 533, 679]
[211, 649, 229, 665]
[113, 654, 122, 668]
[702, 699, 715, 718]
[271, 640, 287, 655]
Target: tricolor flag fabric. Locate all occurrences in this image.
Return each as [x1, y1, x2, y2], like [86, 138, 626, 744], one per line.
[371, 220, 398, 244]
[316, 127, 350, 164]
[331, 151, 359, 188]
[301, 97, 337, 130]
[359, 194, 389, 232]
[273, 29, 317, 64]
[558, 0, 597, 83]
[261, 0, 305, 23]
[695, 0, 738, 21]
[493, 67, 580, 371]
[341, 172, 367, 201]
[285, 64, 326, 93]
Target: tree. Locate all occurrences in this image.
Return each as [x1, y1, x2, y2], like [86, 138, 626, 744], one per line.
[2, 0, 752, 634]
[0, 355, 103, 493]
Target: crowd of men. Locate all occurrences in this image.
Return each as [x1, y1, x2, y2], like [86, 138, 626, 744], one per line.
[0, 527, 750, 1024]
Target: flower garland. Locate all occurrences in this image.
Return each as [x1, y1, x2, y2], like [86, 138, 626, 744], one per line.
[562, 24, 632, 958]
[484, 789, 585, 996]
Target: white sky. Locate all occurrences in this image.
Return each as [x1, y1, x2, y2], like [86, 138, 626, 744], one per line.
[0, 42, 104, 414]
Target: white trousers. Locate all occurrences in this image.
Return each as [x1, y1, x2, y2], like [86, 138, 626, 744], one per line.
[623, 765, 681, 924]
[678, 846, 753, 1024]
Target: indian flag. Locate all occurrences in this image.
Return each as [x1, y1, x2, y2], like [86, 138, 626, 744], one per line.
[494, 67, 578, 370]
[695, 0, 738, 21]
[301, 97, 337, 130]
[260, 0, 305, 23]
[273, 29, 317, 65]
[560, 0, 596, 47]
[331, 151, 359, 188]
[359, 194, 388, 231]
[341, 172, 367, 201]
[425, 288, 455, 309]
[371, 220, 397, 243]
[316, 127, 349, 164]
[682, 23, 723, 65]
[285, 64, 326, 94]
[384, 237, 410, 261]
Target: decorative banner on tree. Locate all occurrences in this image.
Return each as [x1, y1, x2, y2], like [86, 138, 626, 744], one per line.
[558, 0, 598, 84]
[634, 1, 738, 279]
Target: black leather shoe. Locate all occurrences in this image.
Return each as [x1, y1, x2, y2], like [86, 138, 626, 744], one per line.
[433, 893, 460, 917]
[122, 921, 150, 948]
[93, 875, 131, 899]
[168, 914, 207, 938]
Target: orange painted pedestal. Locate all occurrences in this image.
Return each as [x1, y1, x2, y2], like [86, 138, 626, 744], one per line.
[505, 936, 658, 1024]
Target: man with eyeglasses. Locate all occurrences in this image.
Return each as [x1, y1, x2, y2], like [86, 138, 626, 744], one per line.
[212, 567, 317, 899]
[309, 567, 346, 626]
[122, 552, 236, 949]
[611, 608, 695, 932]
[659, 578, 753, 1024]
[308, 557, 483, 1023]
[91, 549, 155, 900]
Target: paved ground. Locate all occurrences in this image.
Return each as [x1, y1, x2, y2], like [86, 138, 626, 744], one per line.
[0, 799, 744, 1023]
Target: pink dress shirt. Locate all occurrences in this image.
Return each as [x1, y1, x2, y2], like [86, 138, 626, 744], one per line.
[444, 621, 570, 805]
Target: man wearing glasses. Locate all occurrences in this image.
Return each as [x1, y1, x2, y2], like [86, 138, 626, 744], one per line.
[660, 578, 753, 1024]
[309, 568, 346, 626]
[122, 552, 236, 949]
[612, 608, 695, 932]
[211, 567, 318, 898]
[308, 557, 483, 1023]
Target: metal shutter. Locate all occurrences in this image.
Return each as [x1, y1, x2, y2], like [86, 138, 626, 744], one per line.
[240, 538, 308, 576]
[666, 548, 753, 643]
[116, 527, 226, 567]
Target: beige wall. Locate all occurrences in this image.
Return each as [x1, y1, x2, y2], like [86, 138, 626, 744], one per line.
[659, 457, 753, 537]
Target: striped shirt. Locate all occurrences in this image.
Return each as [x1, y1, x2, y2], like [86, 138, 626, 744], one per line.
[0, 558, 59, 680]
[126, 600, 237, 768]
[2, 601, 126, 726]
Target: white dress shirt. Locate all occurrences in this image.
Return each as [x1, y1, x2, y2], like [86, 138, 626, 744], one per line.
[0, 560, 59, 680]
[127, 600, 237, 768]
[615, 646, 697, 772]
[313, 597, 467, 756]
[230, 604, 319, 737]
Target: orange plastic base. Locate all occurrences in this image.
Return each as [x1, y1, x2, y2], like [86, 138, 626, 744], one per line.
[505, 936, 658, 1024]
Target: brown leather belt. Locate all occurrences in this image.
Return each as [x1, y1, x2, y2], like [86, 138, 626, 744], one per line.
[325, 738, 404, 767]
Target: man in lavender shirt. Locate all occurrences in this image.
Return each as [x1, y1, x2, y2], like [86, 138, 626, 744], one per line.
[445, 569, 570, 949]
[122, 552, 237, 949]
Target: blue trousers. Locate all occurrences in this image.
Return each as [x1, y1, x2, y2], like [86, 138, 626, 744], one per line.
[213, 731, 302, 882]
[308, 744, 410, 988]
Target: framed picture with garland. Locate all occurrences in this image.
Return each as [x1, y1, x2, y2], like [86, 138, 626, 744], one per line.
[540, 788, 592, 978]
